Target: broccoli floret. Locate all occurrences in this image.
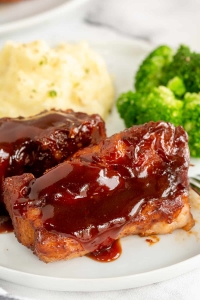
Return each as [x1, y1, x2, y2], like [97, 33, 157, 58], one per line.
[183, 93, 200, 157]
[135, 46, 173, 93]
[137, 86, 183, 126]
[163, 45, 200, 93]
[117, 86, 183, 127]
[116, 91, 139, 127]
[116, 91, 134, 119]
[117, 44, 200, 157]
[167, 76, 186, 97]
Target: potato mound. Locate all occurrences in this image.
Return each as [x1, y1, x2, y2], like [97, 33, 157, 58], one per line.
[0, 40, 114, 118]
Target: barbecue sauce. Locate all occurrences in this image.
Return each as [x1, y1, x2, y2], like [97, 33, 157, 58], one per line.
[0, 217, 13, 233]
[0, 203, 13, 233]
[0, 109, 105, 201]
[88, 240, 122, 262]
[0, 110, 105, 236]
[12, 122, 190, 255]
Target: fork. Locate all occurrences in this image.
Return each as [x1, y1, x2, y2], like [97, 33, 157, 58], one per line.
[190, 175, 200, 193]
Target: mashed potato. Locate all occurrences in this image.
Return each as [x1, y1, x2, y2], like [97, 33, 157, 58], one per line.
[0, 40, 114, 118]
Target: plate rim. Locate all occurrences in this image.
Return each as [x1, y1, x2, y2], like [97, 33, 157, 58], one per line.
[0, 0, 89, 34]
[0, 249, 200, 291]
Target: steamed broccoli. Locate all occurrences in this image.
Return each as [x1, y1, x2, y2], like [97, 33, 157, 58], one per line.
[167, 76, 186, 97]
[116, 87, 183, 127]
[183, 93, 200, 157]
[135, 46, 173, 93]
[137, 86, 183, 126]
[116, 91, 139, 127]
[116, 44, 200, 157]
[162, 45, 200, 93]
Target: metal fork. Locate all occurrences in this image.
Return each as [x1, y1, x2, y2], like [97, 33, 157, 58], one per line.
[190, 175, 200, 193]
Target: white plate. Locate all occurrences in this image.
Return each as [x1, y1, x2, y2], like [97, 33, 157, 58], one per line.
[0, 40, 200, 292]
[0, 0, 89, 34]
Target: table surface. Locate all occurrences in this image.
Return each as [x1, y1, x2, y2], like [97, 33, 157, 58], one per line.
[0, 0, 200, 299]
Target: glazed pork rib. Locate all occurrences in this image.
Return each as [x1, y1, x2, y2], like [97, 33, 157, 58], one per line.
[0, 109, 106, 200]
[3, 121, 194, 263]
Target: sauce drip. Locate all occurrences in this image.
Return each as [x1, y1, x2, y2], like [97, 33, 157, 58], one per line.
[0, 216, 13, 233]
[0, 203, 13, 233]
[87, 240, 122, 262]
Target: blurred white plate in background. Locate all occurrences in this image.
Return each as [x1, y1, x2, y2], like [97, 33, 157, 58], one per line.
[0, 0, 89, 33]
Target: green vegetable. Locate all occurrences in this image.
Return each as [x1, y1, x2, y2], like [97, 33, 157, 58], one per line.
[39, 55, 48, 66]
[167, 76, 186, 97]
[162, 45, 200, 93]
[117, 87, 183, 127]
[137, 86, 183, 126]
[135, 45, 173, 93]
[183, 92, 200, 157]
[116, 44, 200, 157]
[49, 90, 57, 97]
[116, 91, 138, 127]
